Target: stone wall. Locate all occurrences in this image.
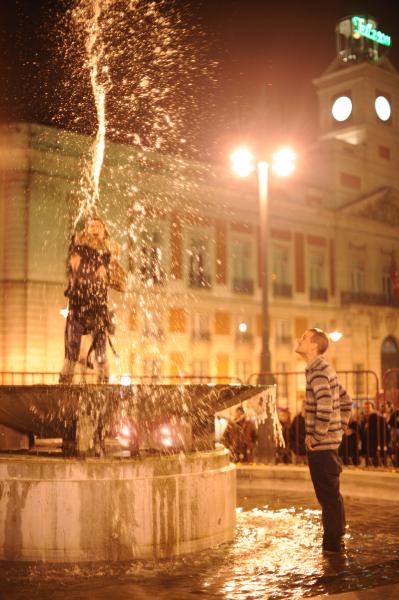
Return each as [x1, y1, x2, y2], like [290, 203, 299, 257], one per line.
[0, 449, 236, 562]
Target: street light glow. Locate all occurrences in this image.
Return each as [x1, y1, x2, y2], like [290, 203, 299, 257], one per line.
[329, 331, 343, 342]
[272, 147, 297, 177]
[120, 374, 131, 386]
[230, 146, 255, 177]
[230, 143, 297, 378]
[238, 322, 248, 333]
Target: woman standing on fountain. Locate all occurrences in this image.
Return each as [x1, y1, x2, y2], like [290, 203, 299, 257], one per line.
[59, 217, 122, 384]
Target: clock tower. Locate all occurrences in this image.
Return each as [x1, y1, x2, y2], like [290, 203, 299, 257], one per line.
[310, 15, 399, 204]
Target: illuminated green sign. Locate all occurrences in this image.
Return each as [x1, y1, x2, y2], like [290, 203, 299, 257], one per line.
[352, 16, 391, 47]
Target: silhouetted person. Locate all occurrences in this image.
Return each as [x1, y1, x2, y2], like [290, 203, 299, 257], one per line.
[339, 416, 360, 466]
[388, 408, 399, 466]
[290, 407, 307, 464]
[360, 401, 389, 466]
[222, 406, 257, 463]
[276, 408, 291, 464]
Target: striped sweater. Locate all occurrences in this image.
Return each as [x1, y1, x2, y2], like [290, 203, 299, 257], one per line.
[305, 356, 352, 451]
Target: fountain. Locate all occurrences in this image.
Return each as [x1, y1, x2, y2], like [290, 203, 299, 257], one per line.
[0, 0, 281, 564]
[0, 383, 276, 561]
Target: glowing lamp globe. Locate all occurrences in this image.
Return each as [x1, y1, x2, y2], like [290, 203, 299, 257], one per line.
[272, 147, 296, 177]
[230, 146, 255, 178]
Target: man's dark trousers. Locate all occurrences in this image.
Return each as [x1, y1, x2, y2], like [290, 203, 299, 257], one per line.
[307, 449, 345, 550]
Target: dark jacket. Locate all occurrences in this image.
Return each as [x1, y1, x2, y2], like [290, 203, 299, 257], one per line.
[65, 233, 111, 330]
[289, 414, 306, 456]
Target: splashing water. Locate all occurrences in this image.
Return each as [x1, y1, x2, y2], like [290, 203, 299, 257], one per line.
[43, 0, 226, 389]
[64, 0, 213, 222]
[72, 0, 114, 223]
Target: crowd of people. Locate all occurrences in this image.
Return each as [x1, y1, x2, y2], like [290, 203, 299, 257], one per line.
[222, 398, 399, 468]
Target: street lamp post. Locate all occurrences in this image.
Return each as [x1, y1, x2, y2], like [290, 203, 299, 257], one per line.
[230, 146, 296, 381]
[257, 160, 271, 376]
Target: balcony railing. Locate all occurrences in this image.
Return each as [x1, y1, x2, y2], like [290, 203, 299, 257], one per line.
[189, 273, 212, 289]
[233, 278, 254, 294]
[139, 267, 165, 285]
[341, 291, 399, 307]
[192, 331, 211, 342]
[143, 328, 165, 340]
[273, 282, 293, 298]
[310, 288, 328, 301]
[235, 332, 254, 344]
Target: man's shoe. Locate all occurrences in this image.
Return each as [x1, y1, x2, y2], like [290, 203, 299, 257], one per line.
[322, 543, 345, 555]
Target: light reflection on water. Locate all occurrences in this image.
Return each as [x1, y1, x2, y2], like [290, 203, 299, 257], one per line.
[1, 492, 399, 599]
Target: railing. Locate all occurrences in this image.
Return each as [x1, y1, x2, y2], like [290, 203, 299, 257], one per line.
[272, 282, 293, 298]
[143, 328, 165, 340]
[246, 369, 399, 468]
[2, 369, 399, 468]
[0, 372, 244, 386]
[232, 278, 254, 294]
[235, 332, 254, 344]
[188, 273, 212, 289]
[192, 331, 211, 342]
[341, 290, 399, 307]
[310, 288, 328, 301]
[381, 368, 399, 467]
[0, 372, 66, 385]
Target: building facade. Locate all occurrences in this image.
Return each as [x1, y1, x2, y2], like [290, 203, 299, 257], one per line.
[1, 49, 399, 409]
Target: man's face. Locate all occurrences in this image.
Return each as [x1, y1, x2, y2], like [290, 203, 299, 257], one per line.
[364, 402, 373, 415]
[295, 330, 316, 357]
[88, 220, 105, 240]
[235, 408, 244, 420]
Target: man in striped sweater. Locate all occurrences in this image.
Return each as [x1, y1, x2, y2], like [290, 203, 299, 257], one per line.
[295, 328, 352, 554]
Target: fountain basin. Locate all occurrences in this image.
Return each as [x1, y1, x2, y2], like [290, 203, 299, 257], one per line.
[0, 449, 235, 562]
[0, 384, 270, 455]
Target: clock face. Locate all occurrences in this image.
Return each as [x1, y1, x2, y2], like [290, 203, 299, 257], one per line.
[332, 96, 352, 122]
[375, 96, 391, 121]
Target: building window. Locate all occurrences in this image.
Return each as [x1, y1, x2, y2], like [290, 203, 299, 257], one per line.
[272, 245, 292, 296]
[309, 251, 328, 300]
[192, 313, 211, 341]
[143, 358, 162, 379]
[378, 145, 391, 160]
[140, 229, 165, 285]
[275, 319, 291, 345]
[169, 308, 186, 333]
[188, 234, 211, 288]
[340, 172, 361, 189]
[382, 267, 393, 302]
[232, 237, 254, 294]
[351, 257, 365, 293]
[215, 311, 231, 335]
[142, 309, 163, 339]
[191, 359, 210, 380]
[235, 360, 251, 383]
[353, 363, 365, 396]
[276, 362, 289, 404]
[310, 252, 324, 289]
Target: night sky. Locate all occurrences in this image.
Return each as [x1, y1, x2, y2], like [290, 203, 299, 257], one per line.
[1, 0, 399, 163]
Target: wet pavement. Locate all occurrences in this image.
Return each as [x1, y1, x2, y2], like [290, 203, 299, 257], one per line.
[1, 491, 398, 599]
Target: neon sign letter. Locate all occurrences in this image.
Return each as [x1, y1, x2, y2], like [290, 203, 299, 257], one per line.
[352, 16, 391, 47]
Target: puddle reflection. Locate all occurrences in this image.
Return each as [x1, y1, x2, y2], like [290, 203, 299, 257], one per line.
[1, 492, 398, 599]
